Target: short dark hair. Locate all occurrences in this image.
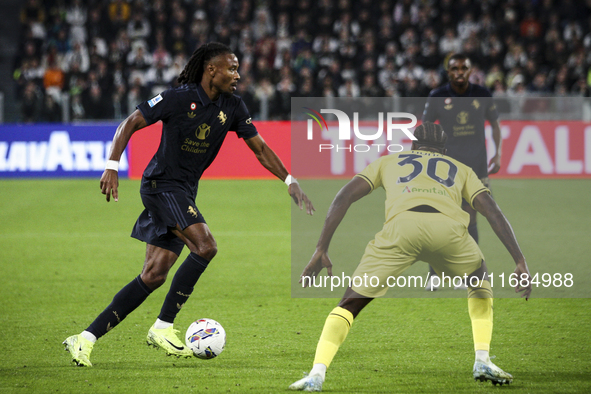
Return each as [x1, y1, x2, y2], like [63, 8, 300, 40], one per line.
[413, 122, 447, 149]
[448, 53, 470, 66]
[177, 42, 233, 85]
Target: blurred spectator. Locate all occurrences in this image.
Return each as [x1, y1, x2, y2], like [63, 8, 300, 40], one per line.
[298, 76, 316, 97]
[549, 40, 569, 70]
[274, 74, 296, 119]
[109, 0, 131, 31]
[481, 33, 504, 66]
[293, 48, 317, 75]
[439, 28, 461, 56]
[95, 60, 114, 97]
[254, 77, 275, 106]
[485, 64, 505, 89]
[507, 74, 527, 97]
[235, 74, 259, 118]
[401, 77, 421, 97]
[252, 8, 275, 41]
[49, 28, 71, 55]
[291, 29, 312, 57]
[320, 76, 337, 97]
[127, 12, 151, 46]
[169, 25, 188, 56]
[127, 42, 152, 71]
[82, 85, 112, 119]
[468, 64, 486, 86]
[378, 59, 398, 92]
[478, 12, 497, 38]
[65, 0, 87, 44]
[275, 12, 292, 52]
[422, 70, 441, 95]
[21, 0, 46, 40]
[165, 53, 188, 84]
[87, 7, 110, 43]
[338, 78, 360, 97]
[377, 42, 404, 69]
[62, 41, 90, 73]
[145, 59, 171, 95]
[21, 81, 43, 122]
[528, 72, 551, 94]
[491, 79, 507, 97]
[70, 94, 85, 120]
[457, 13, 479, 41]
[520, 12, 542, 41]
[40, 94, 62, 122]
[333, 12, 360, 42]
[393, 0, 419, 26]
[563, 21, 583, 46]
[127, 79, 149, 114]
[504, 44, 527, 70]
[255, 35, 277, 71]
[398, 59, 424, 82]
[360, 74, 384, 97]
[112, 84, 128, 120]
[318, 60, 343, 92]
[43, 55, 65, 102]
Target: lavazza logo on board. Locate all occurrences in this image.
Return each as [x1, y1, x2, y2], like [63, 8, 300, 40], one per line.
[0, 128, 129, 175]
[303, 107, 417, 153]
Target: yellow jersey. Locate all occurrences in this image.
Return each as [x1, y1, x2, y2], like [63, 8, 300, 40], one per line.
[355, 150, 489, 228]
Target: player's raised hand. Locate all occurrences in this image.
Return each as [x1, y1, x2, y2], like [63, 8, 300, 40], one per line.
[300, 249, 333, 287]
[513, 260, 532, 300]
[100, 169, 119, 202]
[488, 154, 501, 175]
[289, 182, 315, 215]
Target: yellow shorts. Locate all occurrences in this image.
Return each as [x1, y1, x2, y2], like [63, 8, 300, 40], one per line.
[351, 210, 484, 297]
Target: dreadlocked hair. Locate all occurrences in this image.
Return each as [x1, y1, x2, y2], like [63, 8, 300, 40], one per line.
[177, 42, 233, 85]
[413, 122, 448, 149]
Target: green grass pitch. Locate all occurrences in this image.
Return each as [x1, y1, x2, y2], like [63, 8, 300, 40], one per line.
[0, 178, 589, 393]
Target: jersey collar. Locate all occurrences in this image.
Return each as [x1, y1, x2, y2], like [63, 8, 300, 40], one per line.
[446, 82, 473, 97]
[196, 83, 222, 108]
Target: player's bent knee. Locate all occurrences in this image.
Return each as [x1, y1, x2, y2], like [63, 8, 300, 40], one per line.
[189, 240, 217, 261]
[141, 270, 168, 290]
[338, 289, 373, 318]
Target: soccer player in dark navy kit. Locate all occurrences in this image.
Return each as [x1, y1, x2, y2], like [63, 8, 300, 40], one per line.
[422, 53, 502, 291]
[63, 42, 315, 366]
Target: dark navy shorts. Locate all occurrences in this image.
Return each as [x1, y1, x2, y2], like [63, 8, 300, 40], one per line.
[131, 190, 206, 256]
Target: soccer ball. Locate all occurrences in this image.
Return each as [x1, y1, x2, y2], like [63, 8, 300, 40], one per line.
[185, 318, 226, 359]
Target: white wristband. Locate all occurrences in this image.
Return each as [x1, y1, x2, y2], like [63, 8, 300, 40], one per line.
[284, 174, 297, 186]
[105, 160, 119, 172]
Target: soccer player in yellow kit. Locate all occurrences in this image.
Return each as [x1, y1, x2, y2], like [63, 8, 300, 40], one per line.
[289, 123, 532, 391]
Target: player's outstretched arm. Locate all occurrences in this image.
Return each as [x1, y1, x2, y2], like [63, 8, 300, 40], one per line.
[488, 119, 502, 175]
[244, 134, 315, 215]
[473, 192, 532, 299]
[100, 110, 147, 202]
[300, 177, 371, 285]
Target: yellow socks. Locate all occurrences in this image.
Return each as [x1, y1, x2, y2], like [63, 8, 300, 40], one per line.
[313, 307, 354, 368]
[468, 280, 493, 352]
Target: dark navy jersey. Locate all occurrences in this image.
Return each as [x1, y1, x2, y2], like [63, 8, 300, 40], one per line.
[422, 83, 498, 178]
[137, 83, 258, 198]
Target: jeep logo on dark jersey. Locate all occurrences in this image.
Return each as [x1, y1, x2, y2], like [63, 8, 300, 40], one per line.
[196, 123, 211, 139]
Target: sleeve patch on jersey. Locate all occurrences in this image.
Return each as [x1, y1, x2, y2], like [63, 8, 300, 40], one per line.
[148, 94, 163, 107]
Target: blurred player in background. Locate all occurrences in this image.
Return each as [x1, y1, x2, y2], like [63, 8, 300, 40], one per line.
[422, 53, 503, 291]
[63, 42, 314, 367]
[289, 123, 531, 391]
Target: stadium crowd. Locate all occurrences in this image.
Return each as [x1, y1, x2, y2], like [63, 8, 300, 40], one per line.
[13, 0, 591, 122]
